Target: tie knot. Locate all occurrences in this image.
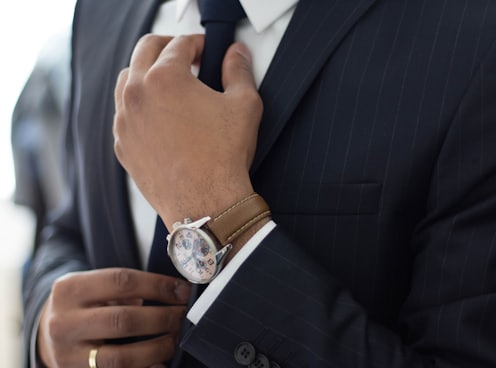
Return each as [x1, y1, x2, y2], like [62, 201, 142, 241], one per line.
[198, 0, 246, 25]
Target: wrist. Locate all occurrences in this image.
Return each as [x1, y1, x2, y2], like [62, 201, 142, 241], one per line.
[160, 178, 254, 232]
[166, 193, 270, 283]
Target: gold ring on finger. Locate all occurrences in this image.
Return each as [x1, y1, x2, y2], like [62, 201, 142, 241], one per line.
[88, 347, 99, 368]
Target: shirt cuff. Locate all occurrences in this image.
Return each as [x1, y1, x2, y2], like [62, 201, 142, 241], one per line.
[187, 220, 276, 325]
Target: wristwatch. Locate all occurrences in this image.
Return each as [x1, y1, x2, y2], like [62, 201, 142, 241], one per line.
[167, 193, 271, 284]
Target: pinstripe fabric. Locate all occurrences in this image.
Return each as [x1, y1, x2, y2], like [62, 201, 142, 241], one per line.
[185, 0, 496, 366]
[23, 0, 496, 367]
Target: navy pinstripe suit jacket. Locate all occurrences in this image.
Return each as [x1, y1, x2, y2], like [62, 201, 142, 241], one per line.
[23, 0, 496, 366]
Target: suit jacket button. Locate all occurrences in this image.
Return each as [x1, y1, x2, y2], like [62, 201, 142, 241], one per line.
[234, 342, 256, 365]
[249, 353, 270, 368]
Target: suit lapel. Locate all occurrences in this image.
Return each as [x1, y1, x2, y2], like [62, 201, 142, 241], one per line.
[252, 0, 378, 173]
[94, 0, 162, 267]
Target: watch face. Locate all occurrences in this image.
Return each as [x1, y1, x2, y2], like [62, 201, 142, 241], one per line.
[169, 228, 218, 283]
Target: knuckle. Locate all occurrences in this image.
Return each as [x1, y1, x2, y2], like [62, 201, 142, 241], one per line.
[52, 347, 71, 368]
[112, 116, 125, 155]
[113, 138, 124, 162]
[145, 62, 179, 91]
[46, 314, 67, 342]
[105, 352, 130, 368]
[144, 65, 168, 87]
[137, 33, 161, 48]
[174, 34, 191, 45]
[51, 273, 77, 301]
[236, 88, 263, 116]
[111, 269, 136, 293]
[51, 280, 67, 302]
[241, 88, 262, 106]
[122, 80, 143, 109]
[157, 278, 175, 299]
[225, 53, 240, 70]
[164, 307, 184, 332]
[116, 68, 129, 86]
[112, 112, 124, 136]
[110, 308, 136, 334]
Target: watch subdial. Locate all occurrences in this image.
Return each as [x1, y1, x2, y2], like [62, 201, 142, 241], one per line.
[191, 238, 216, 281]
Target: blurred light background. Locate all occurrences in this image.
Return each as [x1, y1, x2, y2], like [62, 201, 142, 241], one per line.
[0, 0, 76, 365]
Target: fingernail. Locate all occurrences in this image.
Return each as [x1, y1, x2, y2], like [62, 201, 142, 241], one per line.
[174, 281, 191, 302]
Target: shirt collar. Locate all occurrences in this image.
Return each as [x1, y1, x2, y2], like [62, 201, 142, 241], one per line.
[176, 0, 298, 33]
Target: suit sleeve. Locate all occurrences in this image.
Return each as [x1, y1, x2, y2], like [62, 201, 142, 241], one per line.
[180, 40, 496, 368]
[21, 17, 91, 368]
[22, 164, 90, 368]
[22, 135, 90, 368]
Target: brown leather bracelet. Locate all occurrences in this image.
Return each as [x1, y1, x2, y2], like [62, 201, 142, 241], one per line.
[206, 193, 271, 245]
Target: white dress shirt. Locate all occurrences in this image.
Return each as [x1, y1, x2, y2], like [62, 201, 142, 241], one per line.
[128, 0, 297, 324]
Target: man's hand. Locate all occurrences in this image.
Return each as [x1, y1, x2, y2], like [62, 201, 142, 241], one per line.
[113, 34, 263, 230]
[38, 268, 191, 368]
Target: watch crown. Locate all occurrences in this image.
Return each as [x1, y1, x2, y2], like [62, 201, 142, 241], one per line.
[166, 234, 171, 242]
[184, 218, 192, 224]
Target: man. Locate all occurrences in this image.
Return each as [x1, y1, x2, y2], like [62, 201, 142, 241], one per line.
[23, 0, 496, 367]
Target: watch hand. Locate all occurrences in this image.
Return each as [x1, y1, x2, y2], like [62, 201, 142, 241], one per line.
[181, 256, 192, 266]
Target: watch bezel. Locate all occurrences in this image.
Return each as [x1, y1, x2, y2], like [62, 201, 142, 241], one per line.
[167, 220, 223, 284]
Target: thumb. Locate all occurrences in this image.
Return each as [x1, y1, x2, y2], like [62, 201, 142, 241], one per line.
[222, 42, 257, 93]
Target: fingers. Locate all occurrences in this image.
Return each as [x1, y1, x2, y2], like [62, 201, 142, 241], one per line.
[117, 36, 254, 112]
[114, 68, 129, 113]
[222, 42, 257, 93]
[114, 34, 205, 138]
[155, 34, 205, 70]
[73, 305, 185, 340]
[53, 268, 191, 307]
[129, 34, 174, 72]
[115, 34, 172, 119]
[116, 34, 170, 108]
[40, 269, 188, 367]
[95, 335, 175, 368]
[43, 335, 175, 368]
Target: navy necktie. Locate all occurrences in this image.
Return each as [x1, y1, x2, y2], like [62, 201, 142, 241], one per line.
[198, 0, 247, 91]
[147, 0, 247, 274]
